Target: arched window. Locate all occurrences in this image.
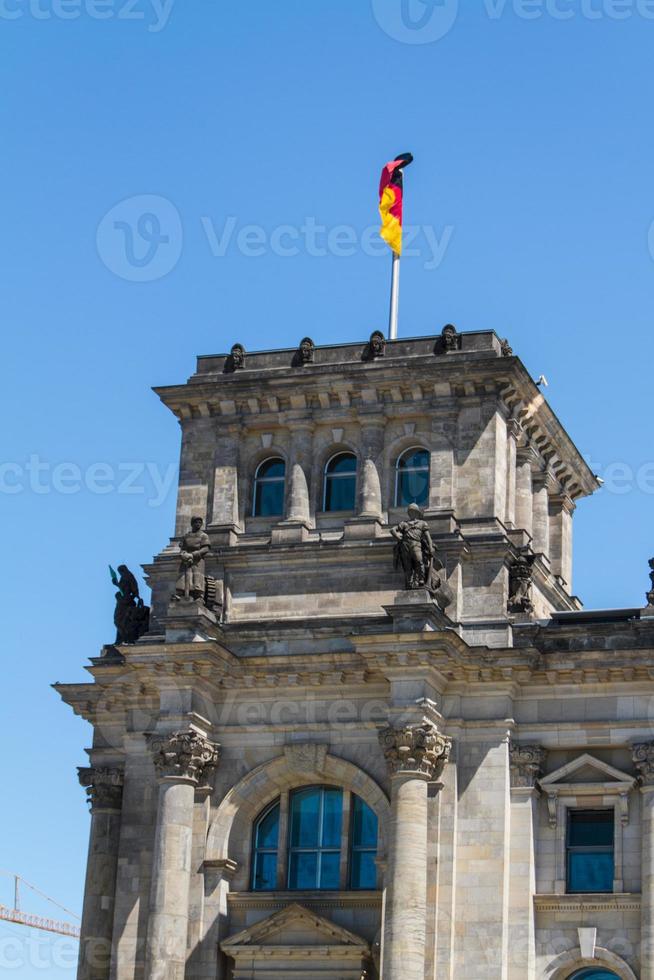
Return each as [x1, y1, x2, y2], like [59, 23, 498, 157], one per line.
[250, 786, 378, 892]
[568, 970, 620, 980]
[253, 457, 285, 517]
[395, 447, 430, 507]
[251, 799, 280, 891]
[323, 452, 357, 512]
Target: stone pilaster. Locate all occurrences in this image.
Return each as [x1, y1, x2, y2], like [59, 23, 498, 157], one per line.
[358, 420, 385, 520]
[531, 468, 555, 557]
[378, 723, 451, 980]
[505, 419, 521, 527]
[77, 767, 124, 980]
[145, 731, 220, 980]
[210, 426, 241, 536]
[508, 743, 545, 979]
[515, 446, 537, 538]
[549, 492, 575, 588]
[634, 742, 654, 979]
[284, 420, 313, 526]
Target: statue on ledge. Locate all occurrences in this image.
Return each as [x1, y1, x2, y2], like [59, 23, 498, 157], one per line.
[391, 504, 452, 609]
[110, 564, 150, 644]
[174, 516, 211, 602]
[646, 558, 654, 608]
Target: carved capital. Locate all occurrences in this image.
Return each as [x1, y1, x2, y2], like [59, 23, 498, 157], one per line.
[633, 742, 654, 785]
[531, 468, 558, 493]
[78, 766, 124, 812]
[509, 742, 546, 788]
[379, 723, 451, 780]
[148, 730, 221, 787]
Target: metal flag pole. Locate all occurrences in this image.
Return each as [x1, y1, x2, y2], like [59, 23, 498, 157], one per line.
[388, 250, 400, 341]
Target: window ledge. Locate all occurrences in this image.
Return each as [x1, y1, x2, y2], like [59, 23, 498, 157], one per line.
[227, 890, 382, 912]
[534, 893, 641, 912]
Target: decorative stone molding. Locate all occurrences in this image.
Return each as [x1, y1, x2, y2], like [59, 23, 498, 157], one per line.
[283, 742, 328, 776]
[78, 766, 124, 811]
[148, 730, 221, 787]
[633, 741, 654, 785]
[378, 723, 451, 780]
[509, 742, 545, 788]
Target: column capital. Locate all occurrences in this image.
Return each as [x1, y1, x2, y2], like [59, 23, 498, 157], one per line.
[531, 467, 558, 493]
[549, 492, 576, 515]
[379, 722, 451, 780]
[147, 730, 221, 787]
[516, 444, 539, 466]
[78, 766, 124, 812]
[633, 742, 654, 786]
[509, 742, 546, 789]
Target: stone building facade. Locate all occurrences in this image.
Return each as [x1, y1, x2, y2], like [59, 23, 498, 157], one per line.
[57, 327, 654, 980]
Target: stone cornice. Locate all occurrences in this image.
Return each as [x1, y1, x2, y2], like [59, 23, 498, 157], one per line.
[533, 893, 640, 913]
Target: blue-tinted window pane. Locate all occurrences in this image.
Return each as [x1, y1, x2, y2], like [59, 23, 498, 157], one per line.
[258, 459, 285, 479]
[327, 453, 357, 474]
[288, 851, 318, 889]
[398, 449, 429, 470]
[290, 788, 320, 847]
[321, 789, 343, 847]
[255, 803, 280, 849]
[319, 851, 341, 889]
[252, 851, 277, 890]
[568, 810, 613, 846]
[569, 970, 620, 979]
[350, 850, 377, 890]
[397, 469, 429, 507]
[255, 480, 285, 517]
[352, 797, 377, 848]
[325, 475, 356, 511]
[567, 852, 613, 892]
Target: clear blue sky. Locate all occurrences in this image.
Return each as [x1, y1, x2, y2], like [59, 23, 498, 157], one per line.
[2, 1, 653, 974]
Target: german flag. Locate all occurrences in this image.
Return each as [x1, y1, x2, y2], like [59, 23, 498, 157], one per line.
[378, 152, 413, 255]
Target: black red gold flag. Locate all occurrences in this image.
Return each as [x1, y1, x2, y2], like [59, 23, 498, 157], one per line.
[378, 152, 414, 255]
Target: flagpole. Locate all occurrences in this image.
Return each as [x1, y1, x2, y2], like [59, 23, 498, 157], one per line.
[388, 250, 400, 340]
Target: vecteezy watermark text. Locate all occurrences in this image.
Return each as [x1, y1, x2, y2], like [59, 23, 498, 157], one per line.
[0, 456, 176, 507]
[0, 0, 174, 31]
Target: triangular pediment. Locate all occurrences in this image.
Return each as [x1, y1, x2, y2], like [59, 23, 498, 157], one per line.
[540, 753, 635, 787]
[221, 902, 369, 951]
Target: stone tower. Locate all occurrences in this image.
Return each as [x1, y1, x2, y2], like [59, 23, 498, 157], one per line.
[58, 326, 654, 980]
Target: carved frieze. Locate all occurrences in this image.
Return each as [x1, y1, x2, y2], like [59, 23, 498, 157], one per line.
[148, 730, 221, 787]
[78, 766, 124, 811]
[379, 723, 451, 780]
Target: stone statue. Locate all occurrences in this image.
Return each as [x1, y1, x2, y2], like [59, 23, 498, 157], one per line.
[368, 330, 386, 359]
[229, 343, 245, 370]
[646, 558, 654, 607]
[391, 504, 452, 609]
[110, 564, 150, 644]
[508, 550, 535, 614]
[174, 516, 211, 602]
[298, 336, 315, 364]
[500, 337, 513, 357]
[440, 324, 459, 353]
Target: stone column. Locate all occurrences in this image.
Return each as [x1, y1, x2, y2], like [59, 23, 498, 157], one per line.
[145, 731, 220, 980]
[507, 743, 545, 980]
[633, 743, 654, 979]
[504, 419, 521, 527]
[548, 493, 575, 588]
[358, 420, 385, 521]
[531, 469, 554, 557]
[77, 767, 124, 980]
[378, 723, 451, 980]
[284, 421, 313, 526]
[515, 447, 536, 538]
[210, 425, 241, 537]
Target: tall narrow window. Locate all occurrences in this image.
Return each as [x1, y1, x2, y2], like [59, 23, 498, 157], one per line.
[566, 809, 614, 893]
[349, 795, 378, 889]
[253, 458, 285, 517]
[251, 800, 280, 891]
[288, 786, 343, 889]
[323, 453, 357, 512]
[395, 447, 430, 507]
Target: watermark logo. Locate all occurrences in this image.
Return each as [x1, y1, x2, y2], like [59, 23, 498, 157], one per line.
[0, 0, 175, 31]
[371, 0, 459, 43]
[96, 194, 182, 282]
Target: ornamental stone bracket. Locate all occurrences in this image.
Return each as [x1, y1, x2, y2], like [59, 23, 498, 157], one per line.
[78, 766, 124, 812]
[633, 741, 654, 785]
[147, 730, 221, 789]
[378, 722, 452, 781]
[509, 742, 546, 789]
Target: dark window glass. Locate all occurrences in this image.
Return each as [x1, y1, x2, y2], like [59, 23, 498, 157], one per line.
[396, 448, 430, 507]
[253, 457, 285, 517]
[288, 787, 343, 890]
[566, 810, 614, 894]
[324, 453, 357, 512]
[569, 970, 621, 979]
[251, 801, 280, 890]
[349, 795, 378, 889]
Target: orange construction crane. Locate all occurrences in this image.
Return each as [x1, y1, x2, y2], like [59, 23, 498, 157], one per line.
[0, 872, 80, 939]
